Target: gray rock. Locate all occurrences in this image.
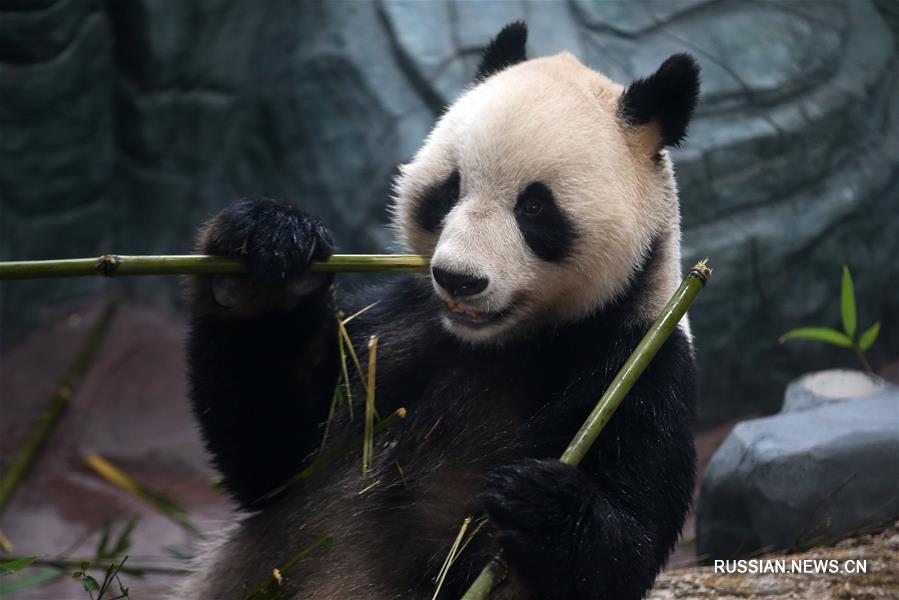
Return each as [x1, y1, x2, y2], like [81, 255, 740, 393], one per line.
[782, 369, 897, 413]
[696, 379, 899, 559]
[1, 0, 898, 427]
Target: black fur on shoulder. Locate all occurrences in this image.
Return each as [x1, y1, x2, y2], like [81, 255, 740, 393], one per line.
[475, 21, 528, 82]
[619, 54, 701, 148]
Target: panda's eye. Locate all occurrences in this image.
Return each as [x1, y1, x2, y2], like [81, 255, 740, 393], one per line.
[521, 197, 543, 217]
[514, 181, 575, 262]
[416, 170, 461, 232]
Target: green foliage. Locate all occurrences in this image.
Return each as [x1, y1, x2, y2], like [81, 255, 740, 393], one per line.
[780, 327, 853, 348]
[0, 555, 37, 575]
[96, 518, 138, 562]
[73, 556, 130, 600]
[0, 556, 64, 594]
[70, 521, 136, 599]
[859, 322, 881, 352]
[0, 567, 64, 594]
[840, 265, 857, 337]
[780, 265, 879, 374]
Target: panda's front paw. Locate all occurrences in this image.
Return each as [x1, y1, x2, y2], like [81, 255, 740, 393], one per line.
[195, 198, 335, 311]
[201, 197, 334, 282]
[480, 459, 592, 593]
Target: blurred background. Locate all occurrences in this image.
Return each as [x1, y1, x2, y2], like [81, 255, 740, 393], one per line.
[1, 1, 897, 598]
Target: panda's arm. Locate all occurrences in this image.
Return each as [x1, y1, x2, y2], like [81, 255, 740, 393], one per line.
[185, 199, 340, 509]
[482, 328, 696, 600]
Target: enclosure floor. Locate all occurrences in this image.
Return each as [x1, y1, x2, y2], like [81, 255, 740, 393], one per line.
[0, 300, 234, 598]
[650, 522, 899, 599]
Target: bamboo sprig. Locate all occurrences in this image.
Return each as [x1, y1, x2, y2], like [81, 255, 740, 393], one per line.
[84, 454, 204, 538]
[0, 303, 118, 514]
[432, 516, 472, 600]
[244, 535, 332, 600]
[362, 336, 379, 477]
[0, 254, 430, 280]
[257, 407, 407, 503]
[461, 260, 713, 600]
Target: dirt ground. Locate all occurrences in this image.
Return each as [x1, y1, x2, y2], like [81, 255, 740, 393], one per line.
[0, 299, 893, 598]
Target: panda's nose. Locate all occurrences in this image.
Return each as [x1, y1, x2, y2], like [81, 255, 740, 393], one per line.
[431, 266, 489, 297]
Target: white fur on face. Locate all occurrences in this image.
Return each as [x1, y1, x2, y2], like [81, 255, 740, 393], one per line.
[393, 53, 683, 343]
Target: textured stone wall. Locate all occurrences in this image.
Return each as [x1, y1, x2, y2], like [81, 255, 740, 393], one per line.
[2, 0, 897, 423]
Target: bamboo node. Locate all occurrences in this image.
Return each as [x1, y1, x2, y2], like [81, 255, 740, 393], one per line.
[96, 254, 121, 277]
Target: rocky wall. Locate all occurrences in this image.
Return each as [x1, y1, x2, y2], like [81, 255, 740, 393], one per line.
[2, 0, 897, 422]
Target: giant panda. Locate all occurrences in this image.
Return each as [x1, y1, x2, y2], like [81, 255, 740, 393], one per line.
[178, 22, 700, 600]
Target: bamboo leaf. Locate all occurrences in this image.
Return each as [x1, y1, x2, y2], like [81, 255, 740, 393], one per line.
[85, 455, 203, 538]
[0, 556, 36, 575]
[841, 265, 857, 338]
[780, 327, 853, 348]
[81, 574, 101, 591]
[111, 517, 139, 557]
[859, 322, 880, 351]
[0, 567, 63, 593]
[96, 521, 112, 560]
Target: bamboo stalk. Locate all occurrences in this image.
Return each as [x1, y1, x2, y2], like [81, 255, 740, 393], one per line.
[362, 336, 379, 477]
[0, 254, 430, 280]
[1, 555, 191, 576]
[460, 260, 713, 600]
[0, 303, 117, 514]
[84, 454, 204, 538]
[0, 528, 12, 553]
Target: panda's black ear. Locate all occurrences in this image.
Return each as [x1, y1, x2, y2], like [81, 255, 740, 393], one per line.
[619, 54, 700, 149]
[475, 21, 528, 82]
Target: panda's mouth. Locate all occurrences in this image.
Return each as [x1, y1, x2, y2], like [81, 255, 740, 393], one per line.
[444, 300, 512, 327]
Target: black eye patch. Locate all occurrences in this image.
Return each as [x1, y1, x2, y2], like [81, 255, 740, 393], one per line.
[514, 182, 574, 262]
[415, 170, 461, 233]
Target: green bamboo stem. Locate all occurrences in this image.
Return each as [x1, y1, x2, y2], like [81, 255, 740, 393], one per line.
[84, 454, 204, 538]
[1, 555, 191, 576]
[460, 260, 713, 600]
[0, 254, 430, 280]
[0, 303, 118, 514]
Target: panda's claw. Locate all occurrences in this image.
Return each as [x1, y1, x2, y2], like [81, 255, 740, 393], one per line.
[479, 458, 593, 592]
[201, 197, 334, 284]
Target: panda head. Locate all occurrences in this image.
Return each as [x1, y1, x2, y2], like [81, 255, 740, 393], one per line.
[393, 22, 700, 344]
